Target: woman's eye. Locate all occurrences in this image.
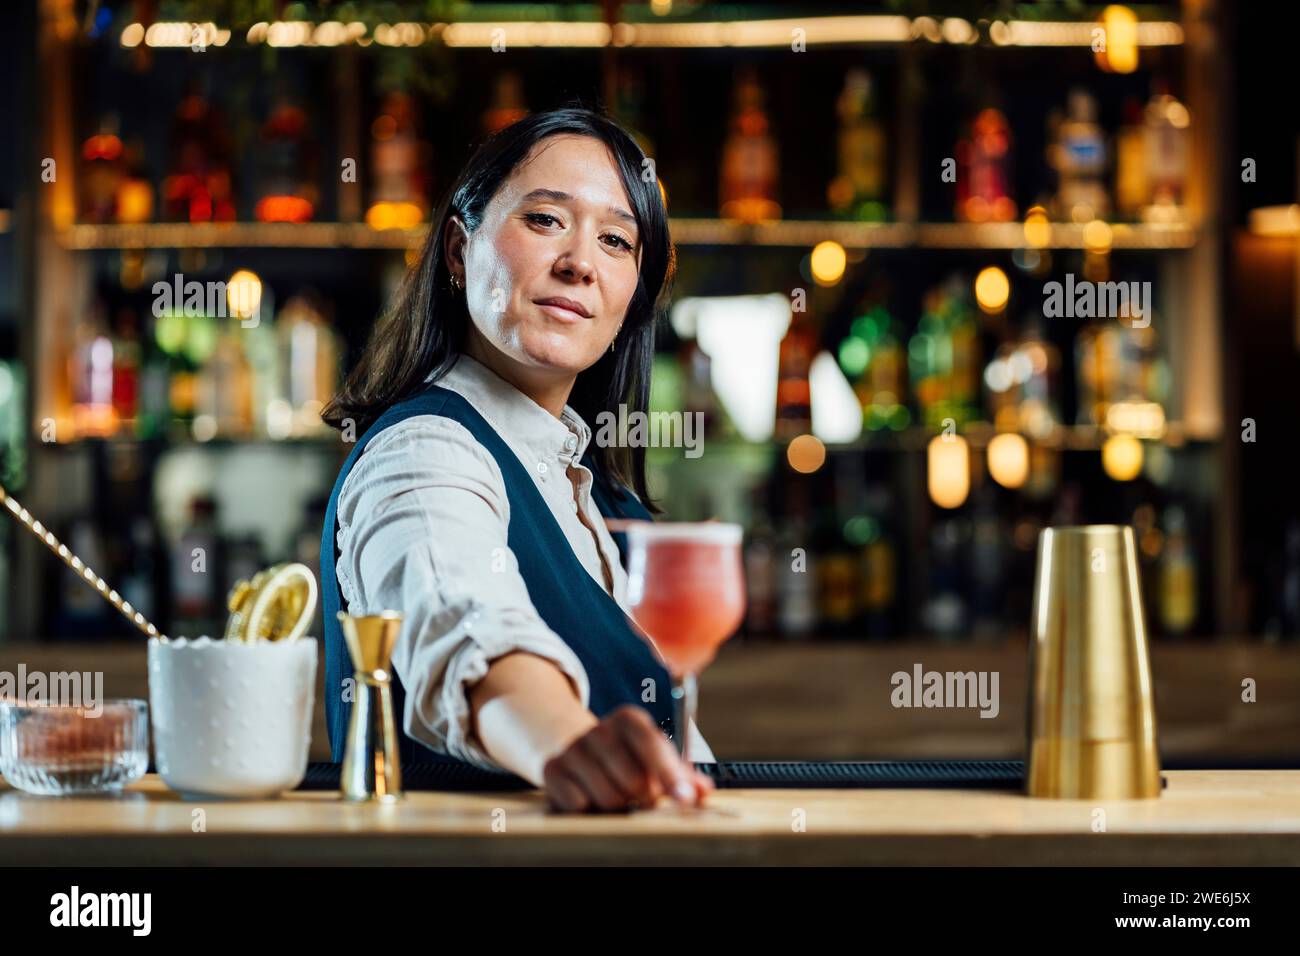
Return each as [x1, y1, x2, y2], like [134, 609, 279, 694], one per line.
[525, 212, 559, 227]
[603, 233, 635, 252]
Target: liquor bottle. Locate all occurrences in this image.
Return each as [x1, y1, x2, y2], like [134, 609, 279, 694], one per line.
[482, 71, 528, 136]
[110, 308, 141, 429]
[115, 140, 154, 224]
[865, 315, 906, 431]
[255, 91, 317, 223]
[922, 519, 969, 640]
[1051, 88, 1109, 219]
[956, 107, 1015, 222]
[858, 482, 898, 638]
[948, 289, 981, 423]
[277, 293, 340, 435]
[68, 298, 116, 438]
[1142, 82, 1191, 222]
[366, 91, 430, 229]
[1014, 319, 1062, 438]
[909, 291, 949, 430]
[775, 308, 815, 440]
[969, 482, 1005, 639]
[80, 115, 124, 224]
[1158, 505, 1197, 636]
[719, 68, 780, 222]
[173, 496, 222, 636]
[828, 68, 887, 221]
[775, 481, 817, 639]
[119, 515, 158, 626]
[195, 327, 253, 437]
[817, 456, 862, 638]
[61, 517, 111, 623]
[1115, 98, 1148, 220]
[163, 85, 235, 223]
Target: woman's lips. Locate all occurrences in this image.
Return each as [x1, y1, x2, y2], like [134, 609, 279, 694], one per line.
[533, 299, 591, 322]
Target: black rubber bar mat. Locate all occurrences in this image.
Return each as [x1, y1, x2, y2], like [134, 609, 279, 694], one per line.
[297, 759, 1034, 792]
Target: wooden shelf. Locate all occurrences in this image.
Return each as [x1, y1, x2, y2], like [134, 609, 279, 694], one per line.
[57, 219, 1201, 252]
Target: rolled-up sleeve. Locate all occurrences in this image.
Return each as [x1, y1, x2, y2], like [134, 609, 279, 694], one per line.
[335, 415, 591, 771]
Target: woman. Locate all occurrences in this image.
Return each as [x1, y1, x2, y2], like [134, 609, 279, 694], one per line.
[321, 106, 716, 813]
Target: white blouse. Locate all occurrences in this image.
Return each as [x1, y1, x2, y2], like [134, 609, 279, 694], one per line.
[335, 351, 715, 771]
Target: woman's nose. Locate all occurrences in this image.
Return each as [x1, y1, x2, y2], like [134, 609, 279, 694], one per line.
[553, 235, 597, 284]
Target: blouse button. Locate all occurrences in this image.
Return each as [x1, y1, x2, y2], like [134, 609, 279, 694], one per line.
[563, 435, 578, 452]
[536, 461, 548, 476]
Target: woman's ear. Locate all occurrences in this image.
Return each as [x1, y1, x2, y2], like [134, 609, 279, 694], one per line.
[442, 213, 470, 283]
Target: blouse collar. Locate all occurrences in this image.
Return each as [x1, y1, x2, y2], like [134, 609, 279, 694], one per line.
[427, 353, 593, 470]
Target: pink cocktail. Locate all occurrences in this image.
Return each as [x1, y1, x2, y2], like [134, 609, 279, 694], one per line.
[621, 522, 746, 758]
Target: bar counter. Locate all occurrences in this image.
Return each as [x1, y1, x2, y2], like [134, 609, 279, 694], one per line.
[2, 770, 1298, 866]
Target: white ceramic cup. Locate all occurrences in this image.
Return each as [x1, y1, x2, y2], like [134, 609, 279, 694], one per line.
[147, 636, 317, 798]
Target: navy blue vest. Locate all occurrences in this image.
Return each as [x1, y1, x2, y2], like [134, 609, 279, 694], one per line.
[320, 383, 675, 765]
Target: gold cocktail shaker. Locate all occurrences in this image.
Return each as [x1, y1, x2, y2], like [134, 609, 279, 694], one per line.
[337, 611, 404, 802]
[1026, 525, 1162, 799]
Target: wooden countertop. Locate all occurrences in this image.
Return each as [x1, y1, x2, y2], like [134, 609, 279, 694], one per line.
[3, 771, 1298, 865]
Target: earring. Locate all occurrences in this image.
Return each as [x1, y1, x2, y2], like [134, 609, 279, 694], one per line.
[450, 273, 462, 292]
[609, 324, 622, 353]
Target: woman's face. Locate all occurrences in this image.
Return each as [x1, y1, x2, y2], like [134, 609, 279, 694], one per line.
[450, 134, 642, 382]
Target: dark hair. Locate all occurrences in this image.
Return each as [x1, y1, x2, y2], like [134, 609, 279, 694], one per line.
[322, 105, 672, 512]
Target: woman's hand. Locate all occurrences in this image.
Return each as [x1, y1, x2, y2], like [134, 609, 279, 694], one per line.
[541, 704, 715, 813]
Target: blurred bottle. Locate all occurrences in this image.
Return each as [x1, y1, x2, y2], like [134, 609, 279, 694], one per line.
[115, 140, 154, 224]
[922, 519, 969, 640]
[956, 107, 1015, 222]
[720, 68, 780, 222]
[1142, 82, 1191, 223]
[68, 298, 116, 438]
[172, 496, 222, 636]
[1158, 505, 1197, 636]
[817, 456, 862, 638]
[1115, 98, 1148, 220]
[277, 293, 340, 436]
[255, 91, 317, 223]
[1050, 88, 1109, 220]
[863, 313, 907, 432]
[80, 115, 125, 224]
[195, 327, 253, 437]
[110, 308, 140, 430]
[828, 68, 887, 221]
[119, 515, 158, 626]
[366, 91, 431, 230]
[857, 482, 898, 638]
[61, 518, 111, 625]
[223, 534, 265, 597]
[969, 483, 1005, 639]
[775, 308, 815, 440]
[163, 84, 236, 223]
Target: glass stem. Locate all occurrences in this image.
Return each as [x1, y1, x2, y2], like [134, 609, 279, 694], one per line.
[672, 672, 697, 762]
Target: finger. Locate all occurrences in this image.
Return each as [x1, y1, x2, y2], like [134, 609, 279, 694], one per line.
[615, 714, 697, 805]
[693, 769, 716, 799]
[543, 764, 590, 813]
[565, 739, 631, 810]
[586, 726, 656, 801]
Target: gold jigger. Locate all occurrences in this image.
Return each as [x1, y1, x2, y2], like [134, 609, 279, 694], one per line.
[1027, 525, 1162, 800]
[338, 611, 404, 803]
